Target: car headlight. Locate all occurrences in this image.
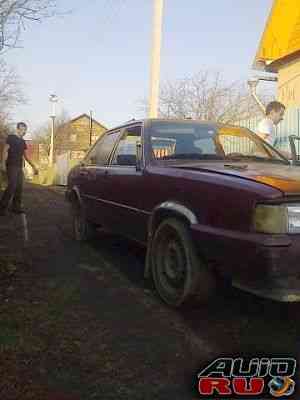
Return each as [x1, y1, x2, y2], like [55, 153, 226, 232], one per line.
[254, 204, 300, 234]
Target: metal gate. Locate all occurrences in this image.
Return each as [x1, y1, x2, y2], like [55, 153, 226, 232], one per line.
[55, 151, 71, 186]
[237, 107, 300, 155]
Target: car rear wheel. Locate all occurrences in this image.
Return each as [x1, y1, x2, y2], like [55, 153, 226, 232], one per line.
[71, 199, 96, 242]
[151, 218, 216, 307]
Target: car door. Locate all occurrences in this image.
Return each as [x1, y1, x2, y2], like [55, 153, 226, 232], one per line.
[79, 130, 122, 226]
[75, 141, 99, 218]
[103, 124, 149, 243]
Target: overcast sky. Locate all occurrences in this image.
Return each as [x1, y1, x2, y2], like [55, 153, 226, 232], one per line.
[5, 0, 273, 136]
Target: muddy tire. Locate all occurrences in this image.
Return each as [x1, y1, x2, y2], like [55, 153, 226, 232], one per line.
[151, 218, 216, 307]
[70, 199, 96, 242]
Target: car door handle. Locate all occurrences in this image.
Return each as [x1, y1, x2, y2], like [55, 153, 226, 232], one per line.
[79, 170, 89, 176]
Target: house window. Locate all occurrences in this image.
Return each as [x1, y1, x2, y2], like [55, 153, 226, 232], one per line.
[71, 151, 85, 160]
[70, 133, 77, 143]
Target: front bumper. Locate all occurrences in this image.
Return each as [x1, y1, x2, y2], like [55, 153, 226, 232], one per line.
[191, 224, 300, 302]
[232, 278, 300, 302]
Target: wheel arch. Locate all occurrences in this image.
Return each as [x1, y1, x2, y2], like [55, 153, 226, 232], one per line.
[68, 186, 82, 206]
[144, 201, 198, 278]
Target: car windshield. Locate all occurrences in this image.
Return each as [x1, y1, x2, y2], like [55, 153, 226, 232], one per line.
[149, 121, 289, 164]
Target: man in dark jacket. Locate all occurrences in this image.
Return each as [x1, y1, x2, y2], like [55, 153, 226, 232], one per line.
[0, 122, 38, 215]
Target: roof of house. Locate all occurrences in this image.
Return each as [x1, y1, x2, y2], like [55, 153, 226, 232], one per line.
[69, 113, 107, 130]
[253, 0, 300, 72]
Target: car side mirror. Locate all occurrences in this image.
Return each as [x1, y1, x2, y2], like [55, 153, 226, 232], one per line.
[289, 135, 300, 165]
[136, 141, 142, 171]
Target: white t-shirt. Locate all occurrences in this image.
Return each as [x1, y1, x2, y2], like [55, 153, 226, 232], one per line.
[256, 118, 276, 146]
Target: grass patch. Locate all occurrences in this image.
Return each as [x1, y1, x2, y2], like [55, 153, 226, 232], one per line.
[0, 326, 20, 349]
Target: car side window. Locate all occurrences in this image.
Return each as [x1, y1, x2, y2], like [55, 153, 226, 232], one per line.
[85, 130, 120, 166]
[218, 134, 267, 157]
[111, 126, 142, 166]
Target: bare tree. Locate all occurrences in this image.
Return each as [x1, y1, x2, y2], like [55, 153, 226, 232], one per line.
[141, 71, 275, 123]
[0, 0, 62, 51]
[0, 116, 12, 141]
[0, 58, 25, 121]
[0, 58, 25, 146]
[0, 112, 13, 169]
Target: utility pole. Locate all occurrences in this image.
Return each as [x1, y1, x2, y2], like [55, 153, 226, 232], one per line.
[89, 110, 93, 146]
[149, 0, 164, 118]
[49, 94, 58, 166]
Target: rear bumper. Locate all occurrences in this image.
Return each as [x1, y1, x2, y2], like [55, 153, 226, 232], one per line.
[191, 224, 300, 302]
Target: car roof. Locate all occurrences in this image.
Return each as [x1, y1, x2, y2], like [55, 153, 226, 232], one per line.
[105, 118, 230, 133]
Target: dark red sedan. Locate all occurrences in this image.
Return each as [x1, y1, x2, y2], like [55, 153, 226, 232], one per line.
[66, 119, 300, 307]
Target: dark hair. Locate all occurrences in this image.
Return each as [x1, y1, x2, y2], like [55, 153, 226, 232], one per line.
[17, 122, 27, 129]
[265, 101, 285, 116]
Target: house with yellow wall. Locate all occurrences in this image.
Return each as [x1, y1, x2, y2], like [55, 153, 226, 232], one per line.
[253, 0, 300, 107]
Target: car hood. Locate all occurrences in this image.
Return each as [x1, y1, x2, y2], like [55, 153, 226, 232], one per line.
[172, 162, 300, 195]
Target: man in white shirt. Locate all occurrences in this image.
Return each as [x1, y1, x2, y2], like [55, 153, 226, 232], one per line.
[256, 101, 285, 147]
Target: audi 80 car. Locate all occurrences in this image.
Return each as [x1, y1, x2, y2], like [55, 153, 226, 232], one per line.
[66, 119, 300, 307]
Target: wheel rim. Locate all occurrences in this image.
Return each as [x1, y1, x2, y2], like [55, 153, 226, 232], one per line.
[164, 241, 185, 287]
[153, 225, 187, 304]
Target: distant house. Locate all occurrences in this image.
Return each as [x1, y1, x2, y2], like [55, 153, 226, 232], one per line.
[54, 113, 107, 161]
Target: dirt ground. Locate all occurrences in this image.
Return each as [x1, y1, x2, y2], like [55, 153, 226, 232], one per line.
[0, 184, 300, 400]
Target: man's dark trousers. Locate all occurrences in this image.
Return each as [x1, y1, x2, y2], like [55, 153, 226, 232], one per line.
[0, 166, 24, 211]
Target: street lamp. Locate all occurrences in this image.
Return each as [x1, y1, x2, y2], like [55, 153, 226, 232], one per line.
[49, 94, 58, 166]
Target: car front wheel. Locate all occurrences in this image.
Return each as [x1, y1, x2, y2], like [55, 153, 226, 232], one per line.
[151, 218, 216, 307]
